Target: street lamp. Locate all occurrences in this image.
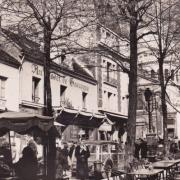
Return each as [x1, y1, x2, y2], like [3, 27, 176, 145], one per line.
[144, 88, 153, 133]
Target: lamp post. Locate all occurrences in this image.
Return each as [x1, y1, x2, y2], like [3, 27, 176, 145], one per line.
[144, 88, 153, 133]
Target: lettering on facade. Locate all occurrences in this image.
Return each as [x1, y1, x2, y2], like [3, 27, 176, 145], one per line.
[50, 73, 68, 85]
[32, 64, 43, 76]
[51, 73, 89, 92]
[70, 78, 89, 92]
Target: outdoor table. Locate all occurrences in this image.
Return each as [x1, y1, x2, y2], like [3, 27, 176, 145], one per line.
[161, 159, 180, 166]
[128, 168, 164, 180]
[151, 161, 175, 179]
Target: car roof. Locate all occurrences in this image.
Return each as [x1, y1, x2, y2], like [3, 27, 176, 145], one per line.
[82, 140, 119, 145]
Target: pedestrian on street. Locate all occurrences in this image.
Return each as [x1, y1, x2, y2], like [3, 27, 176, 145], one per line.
[75, 141, 90, 180]
[61, 142, 70, 172]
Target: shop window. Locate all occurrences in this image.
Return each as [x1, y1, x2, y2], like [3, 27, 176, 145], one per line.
[32, 77, 40, 103]
[60, 85, 67, 106]
[0, 77, 6, 99]
[168, 128, 174, 138]
[81, 128, 90, 140]
[70, 125, 79, 139]
[99, 131, 106, 140]
[82, 92, 87, 110]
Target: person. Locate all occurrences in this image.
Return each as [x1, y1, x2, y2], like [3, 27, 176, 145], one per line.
[75, 141, 90, 180]
[55, 140, 69, 180]
[68, 142, 76, 168]
[170, 141, 178, 154]
[14, 146, 38, 180]
[134, 139, 141, 159]
[28, 139, 38, 157]
[61, 142, 70, 172]
[140, 139, 148, 159]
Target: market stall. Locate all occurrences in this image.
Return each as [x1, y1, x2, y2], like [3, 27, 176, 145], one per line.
[0, 111, 55, 179]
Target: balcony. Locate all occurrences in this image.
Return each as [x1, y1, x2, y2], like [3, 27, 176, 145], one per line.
[0, 98, 6, 110]
[103, 75, 118, 87]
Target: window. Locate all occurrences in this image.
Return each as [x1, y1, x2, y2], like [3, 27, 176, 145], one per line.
[0, 77, 6, 98]
[108, 92, 112, 109]
[165, 69, 169, 80]
[60, 85, 67, 106]
[176, 71, 179, 82]
[82, 92, 87, 110]
[32, 77, 40, 103]
[151, 70, 155, 78]
[157, 69, 160, 80]
[171, 69, 174, 81]
[107, 62, 111, 81]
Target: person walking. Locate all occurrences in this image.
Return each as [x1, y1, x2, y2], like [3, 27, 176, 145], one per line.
[75, 141, 90, 180]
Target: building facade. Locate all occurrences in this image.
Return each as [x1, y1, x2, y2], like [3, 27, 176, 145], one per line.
[136, 49, 180, 139]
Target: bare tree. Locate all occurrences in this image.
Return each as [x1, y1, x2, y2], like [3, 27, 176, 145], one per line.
[140, 0, 180, 152]
[1, 0, 97, 179]
[100, 0, 154, 160]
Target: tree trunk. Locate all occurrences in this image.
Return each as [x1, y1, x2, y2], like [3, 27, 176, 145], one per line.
[44, 29, 53, 117]
[125, 14, 138, 174]
[43, 28, 56, 180]
[127, 16, 138, 150]
[158, 60, 168, 154]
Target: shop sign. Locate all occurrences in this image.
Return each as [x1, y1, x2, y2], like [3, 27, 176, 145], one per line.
[51, 73, 89, 92]
[32, 64, 43, 76]
[69, 78, 89, 92]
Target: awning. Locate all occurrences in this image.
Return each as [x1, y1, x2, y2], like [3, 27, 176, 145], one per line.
[0, 111, 54, 136]
[55, 108, 106, 128]
[99, 110, 127, 124]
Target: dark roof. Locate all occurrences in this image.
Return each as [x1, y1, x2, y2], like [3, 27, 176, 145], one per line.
[1, 28, 96, 82]
[0, 49, 20, 67]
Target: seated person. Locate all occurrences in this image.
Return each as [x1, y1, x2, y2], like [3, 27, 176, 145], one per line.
[14, 146, 38, 180]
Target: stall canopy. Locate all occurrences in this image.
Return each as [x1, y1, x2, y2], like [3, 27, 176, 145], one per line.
[0, 111, 54, 136]
[55, 108, 107, 128]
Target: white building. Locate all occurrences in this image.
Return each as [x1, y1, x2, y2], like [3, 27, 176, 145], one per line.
[136, 49, 180, 139]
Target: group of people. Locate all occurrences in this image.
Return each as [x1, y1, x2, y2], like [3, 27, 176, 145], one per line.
[56, 140, 90, 180]
[0, 138, 91, 180]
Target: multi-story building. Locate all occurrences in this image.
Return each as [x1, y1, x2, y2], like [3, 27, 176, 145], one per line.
[136, 49, 180, 139]
[0, 49, 20, 112]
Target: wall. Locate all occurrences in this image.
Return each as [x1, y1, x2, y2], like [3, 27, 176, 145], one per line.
[20, 61, 44, 109]
[51, 72, 98, 112]
[0, 63, 19, 111]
